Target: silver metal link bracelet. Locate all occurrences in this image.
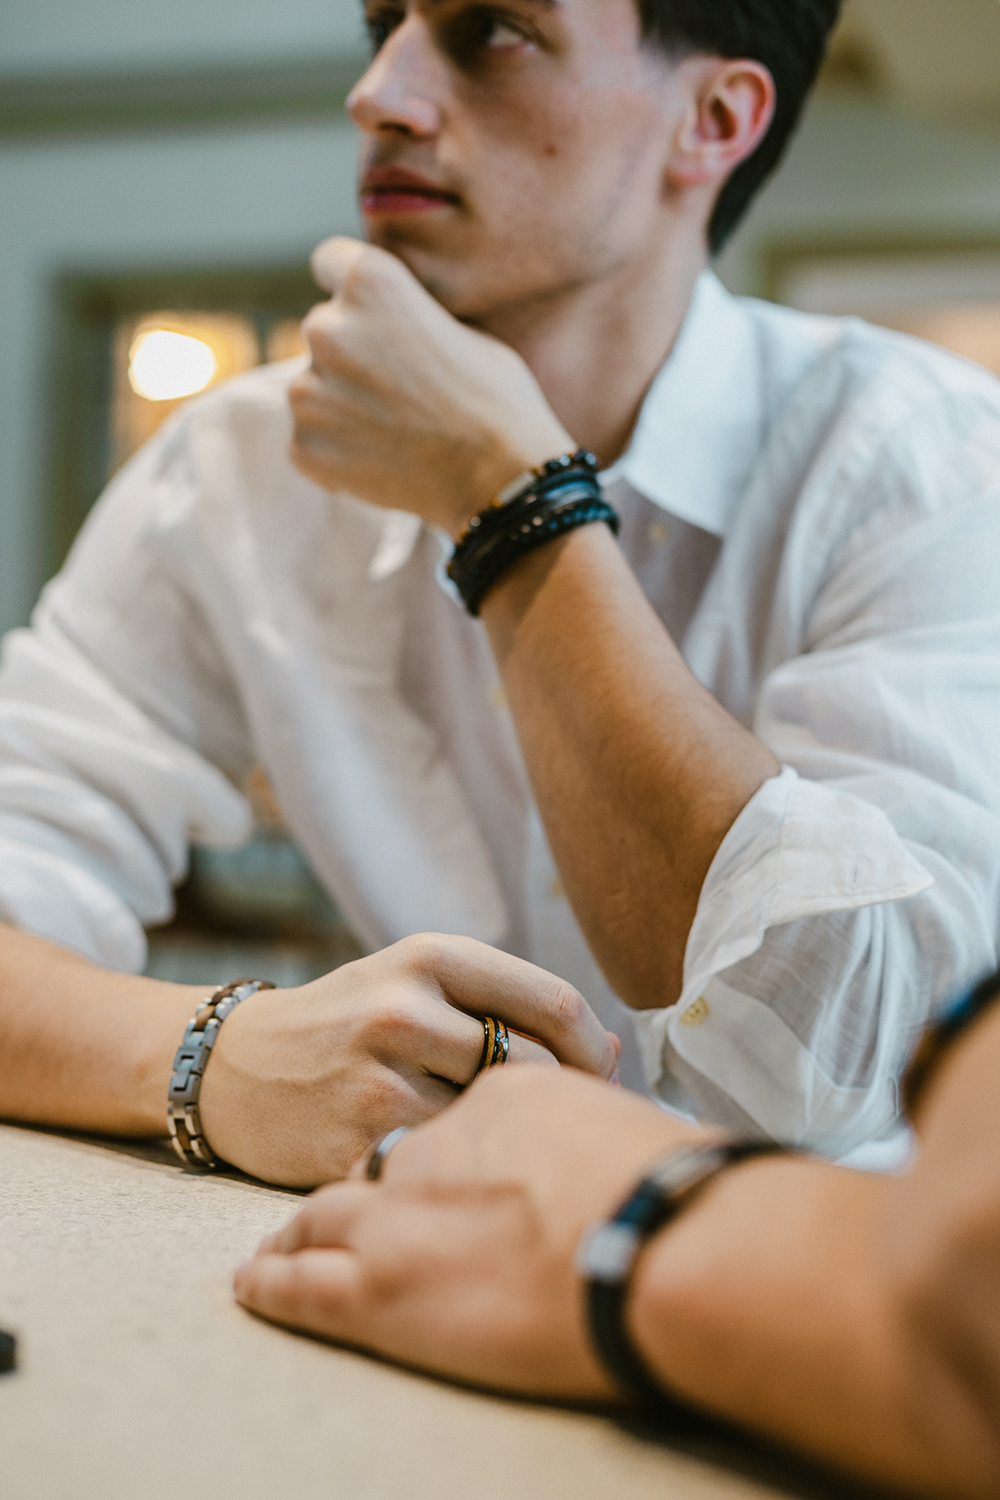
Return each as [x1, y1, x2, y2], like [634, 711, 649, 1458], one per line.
[167, 978, 275, 1168]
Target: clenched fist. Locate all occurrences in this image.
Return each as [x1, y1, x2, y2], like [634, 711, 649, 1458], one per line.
[290, 237, 573, 538]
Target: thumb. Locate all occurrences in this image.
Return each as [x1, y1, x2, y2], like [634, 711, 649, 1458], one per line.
[309, 235, 373, 297]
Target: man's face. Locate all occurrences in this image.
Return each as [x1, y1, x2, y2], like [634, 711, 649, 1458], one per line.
[349, 0, 687, 322]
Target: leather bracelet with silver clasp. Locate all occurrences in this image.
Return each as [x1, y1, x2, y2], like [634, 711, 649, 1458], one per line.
[576, 1140, 787, 1409]
[167, 978, 275, 1168]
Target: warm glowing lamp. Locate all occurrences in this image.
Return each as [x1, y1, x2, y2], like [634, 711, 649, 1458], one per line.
[128, 329, 218, 402]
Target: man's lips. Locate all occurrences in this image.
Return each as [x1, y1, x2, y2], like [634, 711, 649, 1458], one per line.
[360, 168, 460, 215]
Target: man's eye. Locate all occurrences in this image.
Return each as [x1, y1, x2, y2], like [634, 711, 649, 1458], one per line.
[442, 7, 537, 60]
[365, 7, 404, 53]
[482, 17, 531, 50]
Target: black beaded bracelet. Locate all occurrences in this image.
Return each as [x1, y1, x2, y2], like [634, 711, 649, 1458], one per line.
[462, 449, 601, 539]
[453, 495, 619, 617]
[447, 450, 620, 617]
[576, 1140, 788, 1410]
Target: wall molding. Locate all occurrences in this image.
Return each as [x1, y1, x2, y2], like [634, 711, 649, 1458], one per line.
[0, 54, 368, 138]
[45, 261, 324, 573]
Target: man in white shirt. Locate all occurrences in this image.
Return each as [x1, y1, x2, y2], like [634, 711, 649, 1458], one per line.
[1, 0, 998, 1181]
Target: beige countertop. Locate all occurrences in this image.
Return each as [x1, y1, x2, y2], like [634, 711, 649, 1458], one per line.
[0, 1121, 861, 1500]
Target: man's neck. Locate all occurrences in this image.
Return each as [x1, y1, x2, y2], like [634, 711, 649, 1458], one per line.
[474, 235, 709, 470]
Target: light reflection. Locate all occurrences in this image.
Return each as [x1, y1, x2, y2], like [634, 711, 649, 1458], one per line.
[128, 329, 218, 402]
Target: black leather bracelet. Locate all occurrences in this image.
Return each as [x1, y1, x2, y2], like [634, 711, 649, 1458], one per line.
[453, 495, 619, 617]
[576, 1140, 788, 1410]
[447, 450, 620, 617]
[902, 966, 1000, 1118]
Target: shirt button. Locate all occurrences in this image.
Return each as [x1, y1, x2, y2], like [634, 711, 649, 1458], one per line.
[680, 995, 710, 1026]
[648, 522, 671, 546]
[549, 877, 566, 900]
[490, 684, 508, 711]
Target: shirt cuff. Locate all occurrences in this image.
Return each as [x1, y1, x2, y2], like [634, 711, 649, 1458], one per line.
[632, 766, 934, 1125]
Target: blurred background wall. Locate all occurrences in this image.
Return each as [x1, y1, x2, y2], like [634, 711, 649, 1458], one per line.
[2, 0, 1000, 636]
[0, 0, 368, 635]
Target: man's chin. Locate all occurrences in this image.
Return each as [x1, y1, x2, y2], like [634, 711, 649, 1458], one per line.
[364, 230, 482, 319]
[361, 222, 568, 330]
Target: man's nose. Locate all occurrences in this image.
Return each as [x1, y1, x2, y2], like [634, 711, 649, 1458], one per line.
[348, 21, 444, 138]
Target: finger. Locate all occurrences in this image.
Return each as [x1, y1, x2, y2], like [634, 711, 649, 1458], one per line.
[415, 1015, 556, 1089]
[261, 1182, 373, 1255]
[506, 1031, 558, 1070]
[405, 935, 618, 1080]
[394, 1003, 556, 1087]
[309, 235, 369, 297]
[235, 1248, 360, 1340]
[419, 1007, 557, 1085]
[366, 988, 493, 1091]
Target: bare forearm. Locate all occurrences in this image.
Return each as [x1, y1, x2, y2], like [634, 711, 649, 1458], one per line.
[0, 924, 204, 1136]
[482, 523, 778, 1007]
[630, 1155, 1000, 1498]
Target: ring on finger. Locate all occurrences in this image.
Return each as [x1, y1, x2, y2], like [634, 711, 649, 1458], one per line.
[473, 1015, 509, 1079]
[366, 1126, 411, 1181]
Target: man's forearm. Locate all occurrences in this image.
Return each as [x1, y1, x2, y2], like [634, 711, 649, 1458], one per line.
[0, 924, 202, 1136]
[481, 522, 779, 1009]
[284, 240, 776, 1010]
[627, 1161, 938, 1491]
[629, 1010, 1000, 1499]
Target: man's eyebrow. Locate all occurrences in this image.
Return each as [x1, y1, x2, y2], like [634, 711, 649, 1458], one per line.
[363, 0, 560, 14]
[420, 0, 559, 9]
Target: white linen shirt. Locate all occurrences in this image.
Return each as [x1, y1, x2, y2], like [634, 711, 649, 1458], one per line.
[2, 271, 999, 1158]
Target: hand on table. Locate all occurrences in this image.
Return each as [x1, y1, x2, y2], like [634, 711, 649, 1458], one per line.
[289, 237, 573, 538]
[234, 1066, 701, 1395]
[199, 935, 619, 1188]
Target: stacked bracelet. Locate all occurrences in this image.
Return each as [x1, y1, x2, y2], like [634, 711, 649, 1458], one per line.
[576, 1140, 788, 1409]
[447, 449, 620, 617]
[167, 978, 275, 1168]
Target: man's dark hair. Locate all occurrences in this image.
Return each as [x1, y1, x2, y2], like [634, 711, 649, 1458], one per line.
[639, 1, 843, 253]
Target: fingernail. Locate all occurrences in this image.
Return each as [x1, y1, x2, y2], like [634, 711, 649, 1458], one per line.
[610, 1068, 622, 1087]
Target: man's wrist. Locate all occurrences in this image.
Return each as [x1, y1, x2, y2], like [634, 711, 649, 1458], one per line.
[448, 451, 618, 618]
[167, 979, 276, 1168]
[129, 982, 216, 1135]
[579, 1141, 789, 1408]
[452, 429, 577, 540]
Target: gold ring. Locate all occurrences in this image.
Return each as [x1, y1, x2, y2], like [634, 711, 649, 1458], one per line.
[474, 1016, 509, 1078]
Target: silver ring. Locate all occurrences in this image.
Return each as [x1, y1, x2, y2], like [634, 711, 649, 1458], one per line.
[366, 1126, 411, 1181]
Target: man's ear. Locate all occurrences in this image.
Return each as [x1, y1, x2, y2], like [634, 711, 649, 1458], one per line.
[666, 56, 776, 189]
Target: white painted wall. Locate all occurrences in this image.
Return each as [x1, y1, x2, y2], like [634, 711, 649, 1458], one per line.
[718, 98, 1000, 293]
[2, 0, 364, 74]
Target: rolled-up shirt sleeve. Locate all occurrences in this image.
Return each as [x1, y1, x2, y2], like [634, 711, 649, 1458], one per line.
[0, 423, 253, 971]
[635, 410, 1000, 1156]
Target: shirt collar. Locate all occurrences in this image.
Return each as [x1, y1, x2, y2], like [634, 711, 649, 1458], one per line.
[602, 270, 765, 539]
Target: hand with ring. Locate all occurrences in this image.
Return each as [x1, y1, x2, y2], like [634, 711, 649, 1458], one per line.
[197, 933, 619, 1187]
[235, 1067, 701, 1398]
[364, 1015, 510, 1179]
